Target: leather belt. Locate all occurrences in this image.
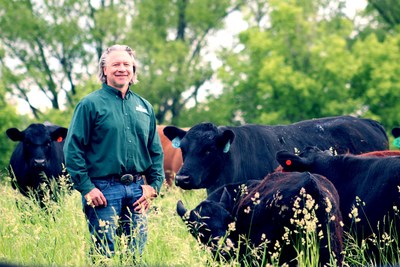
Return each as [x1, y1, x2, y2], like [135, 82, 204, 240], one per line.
[120, 173, 142, 185]
[92, 173, 142, 185]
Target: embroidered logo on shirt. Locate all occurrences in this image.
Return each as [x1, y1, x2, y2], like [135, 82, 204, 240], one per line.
[136, 104, 148, 114]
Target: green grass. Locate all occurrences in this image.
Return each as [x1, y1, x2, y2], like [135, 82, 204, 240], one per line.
[0, 181, 89, 266]
[0, 176, 210, 267]
[1, 174, 400, 266]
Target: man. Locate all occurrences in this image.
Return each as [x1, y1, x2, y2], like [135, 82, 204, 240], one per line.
[64, 44, 164, 258]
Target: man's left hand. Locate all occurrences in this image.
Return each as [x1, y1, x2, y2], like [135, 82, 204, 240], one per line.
[133, 185, 157, 213]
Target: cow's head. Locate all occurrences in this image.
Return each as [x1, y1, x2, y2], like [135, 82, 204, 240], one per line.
[163, 123, 235, 190]
[276, 146, 334, 172]
[6, 123, 68, 173]
[177, 187, 235, 252]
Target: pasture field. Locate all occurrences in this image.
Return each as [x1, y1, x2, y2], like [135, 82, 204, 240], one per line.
[0, 173, 400, 267]
[0, 174, 210, 267]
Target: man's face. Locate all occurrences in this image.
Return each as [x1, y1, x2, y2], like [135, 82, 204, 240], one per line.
[103, 50, 135, 90]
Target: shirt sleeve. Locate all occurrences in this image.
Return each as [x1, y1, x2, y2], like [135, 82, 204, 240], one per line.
[64, 101, 95, 196]
[144, 111, 165, 193]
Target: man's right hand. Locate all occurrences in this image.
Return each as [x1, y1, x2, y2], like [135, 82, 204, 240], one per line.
[85, 188, 107, 207]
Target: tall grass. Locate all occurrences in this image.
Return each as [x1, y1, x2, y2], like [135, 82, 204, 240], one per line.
[0, 177, 88, 266]
[0, 174, 211, 267]
[0, 173, 400, 266]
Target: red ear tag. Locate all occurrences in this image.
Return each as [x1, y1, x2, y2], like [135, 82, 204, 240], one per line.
[285, 160, 292, 166]
[57, 137, 63, 142]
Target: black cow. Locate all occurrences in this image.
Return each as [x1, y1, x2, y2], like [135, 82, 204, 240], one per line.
[274, 149, 400, 173]
[276, 147, 400, 238]
[6, 123, 69, 202]
[164, 116, 388, 194]
[177, 172, 343, 266]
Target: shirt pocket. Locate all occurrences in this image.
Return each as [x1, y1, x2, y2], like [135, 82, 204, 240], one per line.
[135, 111, 151, 139]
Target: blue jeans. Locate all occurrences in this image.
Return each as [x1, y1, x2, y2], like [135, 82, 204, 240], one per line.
[83, 177, 147, 257]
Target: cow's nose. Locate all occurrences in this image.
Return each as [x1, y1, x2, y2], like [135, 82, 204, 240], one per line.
[175, 175, 190, 185]
[33, 159, 46, 168]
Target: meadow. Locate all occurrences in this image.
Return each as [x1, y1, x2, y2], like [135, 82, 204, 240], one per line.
[0, 173, 211, 267]
[0, 172, 400, 267]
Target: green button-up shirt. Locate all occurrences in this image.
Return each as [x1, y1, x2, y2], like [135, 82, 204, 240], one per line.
[64, 83, 164, 196]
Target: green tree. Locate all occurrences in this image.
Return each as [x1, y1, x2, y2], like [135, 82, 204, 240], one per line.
[216, 0, 357, 124]
[366, 0, 400, 29]
[0, 77, 30, 172]
[0, 0, 247, 126]
[212, 0, 400, 131]
[350, 34, 400, 128]
[126, 0, 246, 125]
[175, 90, 240, 126]
[0, 0, 91, 118]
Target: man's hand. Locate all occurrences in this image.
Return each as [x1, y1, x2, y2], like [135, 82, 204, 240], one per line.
[85, 188, 107, 207]
[133, 185, 157, 213]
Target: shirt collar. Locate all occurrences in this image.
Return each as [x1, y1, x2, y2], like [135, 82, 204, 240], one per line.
[102, 83, 133, 99]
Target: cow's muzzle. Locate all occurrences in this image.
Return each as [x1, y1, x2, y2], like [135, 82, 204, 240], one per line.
[175, 175, 191, 187]
[33, 159, 46, 168]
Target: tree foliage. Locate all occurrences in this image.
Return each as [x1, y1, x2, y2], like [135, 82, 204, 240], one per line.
[1, 0, 400, 133]
[208, 0, 400, 131]
[366, 0, 400, 29]
[0, 0, 92, 117]
[0, 82, 29, 172]
[126, 0, 245, 125]
[0, 0, 246, 125]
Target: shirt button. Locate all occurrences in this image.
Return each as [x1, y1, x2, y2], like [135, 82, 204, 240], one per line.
[128, 140, 132, 143]
[125, 113, 128, 116]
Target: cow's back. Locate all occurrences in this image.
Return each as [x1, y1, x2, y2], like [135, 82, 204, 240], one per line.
[222, 116, 388, 191]
[234, 172, 343, 266]
[268, 116, 388, 155]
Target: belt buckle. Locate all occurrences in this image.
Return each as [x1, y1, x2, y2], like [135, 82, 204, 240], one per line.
[120, 174, 134, 185]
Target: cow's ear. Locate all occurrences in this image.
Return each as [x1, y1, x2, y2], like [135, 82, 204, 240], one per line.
[176, 200, 188, 218]
[163, 126, 187, 142]
[6, 128, 24, 142]
[275, 150, 306, 171]
[50, 127, 68, 142]
[218, 129, 235, 153]
[392, 127, 400, 138]
[219, 187, 233, 211]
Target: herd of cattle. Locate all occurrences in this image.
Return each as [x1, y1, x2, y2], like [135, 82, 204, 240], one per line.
[5, 115, 400, 265]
